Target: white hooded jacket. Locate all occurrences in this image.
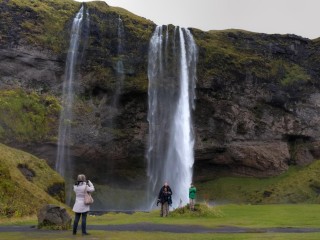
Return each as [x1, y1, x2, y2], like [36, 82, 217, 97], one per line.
[72, 180, 95, 213]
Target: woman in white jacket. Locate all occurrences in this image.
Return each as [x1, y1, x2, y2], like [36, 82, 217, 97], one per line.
[72, 174, 95, 235]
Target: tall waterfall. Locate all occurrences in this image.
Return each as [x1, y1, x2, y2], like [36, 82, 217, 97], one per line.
[55, 5, 86, 202]
[147, 26, 198, 208]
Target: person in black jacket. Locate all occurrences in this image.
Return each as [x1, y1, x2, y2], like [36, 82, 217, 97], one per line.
[157, 182, 172, 217]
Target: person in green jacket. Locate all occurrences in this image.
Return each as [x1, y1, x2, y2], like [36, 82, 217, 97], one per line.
[189, 183, 197, 211]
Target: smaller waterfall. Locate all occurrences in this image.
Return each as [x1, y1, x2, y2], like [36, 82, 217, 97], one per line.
[55, 5, 85, 203]
[112, 16, 125, 108]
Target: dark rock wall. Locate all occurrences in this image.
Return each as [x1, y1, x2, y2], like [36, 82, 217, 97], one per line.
[194, 30, 320, 179]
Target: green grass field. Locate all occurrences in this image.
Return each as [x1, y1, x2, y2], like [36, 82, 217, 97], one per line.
[1, 204, 320, 239]
[85, 204, 320, 228]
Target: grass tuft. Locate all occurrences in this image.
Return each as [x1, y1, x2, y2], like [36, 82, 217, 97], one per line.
[170, 203, 223, 217]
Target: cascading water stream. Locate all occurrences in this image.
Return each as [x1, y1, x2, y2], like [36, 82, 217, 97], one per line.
[112, 16, 125, 108]
[55, 5, 86, 204]
[147, 26, 197, 209]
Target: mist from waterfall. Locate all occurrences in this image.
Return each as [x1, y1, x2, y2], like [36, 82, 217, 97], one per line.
[55, 5, 86, 203]
[147, 26, 198, 209]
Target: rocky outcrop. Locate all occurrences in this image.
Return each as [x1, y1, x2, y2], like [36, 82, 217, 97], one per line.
[1, 0, 320, 187]
[0, 48, 63, 93]
[195, 141, 290, 180]
[37, 204, 71, 230]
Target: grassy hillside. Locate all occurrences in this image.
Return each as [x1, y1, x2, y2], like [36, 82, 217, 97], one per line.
[198, 159, 320, 204]
[0, 144, 65, 217]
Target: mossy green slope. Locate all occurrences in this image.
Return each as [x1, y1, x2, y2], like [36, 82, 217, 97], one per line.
[198, 159, 320, 204]
[0, 143, 65, 217]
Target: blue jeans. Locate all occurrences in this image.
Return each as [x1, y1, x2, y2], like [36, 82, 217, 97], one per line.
[73, 212, 88, 234]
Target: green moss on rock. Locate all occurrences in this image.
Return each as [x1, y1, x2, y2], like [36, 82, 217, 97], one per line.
[193, 29, 313, 87]
[7, 0, 79, 52]
[280, 63, 311, 86]
[0, 89, 60, 143]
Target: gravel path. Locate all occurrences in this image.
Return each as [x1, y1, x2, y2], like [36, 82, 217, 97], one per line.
[1, 223, 320, 234]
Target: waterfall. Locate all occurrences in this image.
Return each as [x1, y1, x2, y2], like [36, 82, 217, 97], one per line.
[112, 16, 125, 107]
[55, 5, 85, 203]
[147, 26, 198, 209]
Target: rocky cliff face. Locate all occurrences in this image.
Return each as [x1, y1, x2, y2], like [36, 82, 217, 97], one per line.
[1, 0, 320, 190]
[194, 30, 320, 180]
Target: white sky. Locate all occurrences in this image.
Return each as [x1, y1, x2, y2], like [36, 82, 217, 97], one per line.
[75, 0, 320, 39]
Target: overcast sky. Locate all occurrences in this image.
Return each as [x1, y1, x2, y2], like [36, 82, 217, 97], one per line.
[75, 0, 320, 39]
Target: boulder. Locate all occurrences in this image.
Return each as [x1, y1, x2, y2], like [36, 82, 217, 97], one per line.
[37, 204, 71, 230]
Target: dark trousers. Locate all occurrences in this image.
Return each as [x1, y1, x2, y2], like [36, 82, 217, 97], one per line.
[73, 212, 88, 234]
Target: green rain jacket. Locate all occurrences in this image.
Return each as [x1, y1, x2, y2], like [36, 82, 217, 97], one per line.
[189, 186, 197, 199]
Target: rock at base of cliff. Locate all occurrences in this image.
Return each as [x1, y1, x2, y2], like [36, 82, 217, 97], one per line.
[37, 204, 71, 230]
[196, 141, 290, 178]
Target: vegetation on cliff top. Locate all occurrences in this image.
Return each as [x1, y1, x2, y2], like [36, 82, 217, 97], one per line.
[87, 1, 154, 40]
[2, 0, 314, 92]
[0, 144, 65, 217]
[3, 0, 154, 54]
[193, 29, 312, 89]
[6, 0, 79, 52]
[0, 89, 60, 143]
